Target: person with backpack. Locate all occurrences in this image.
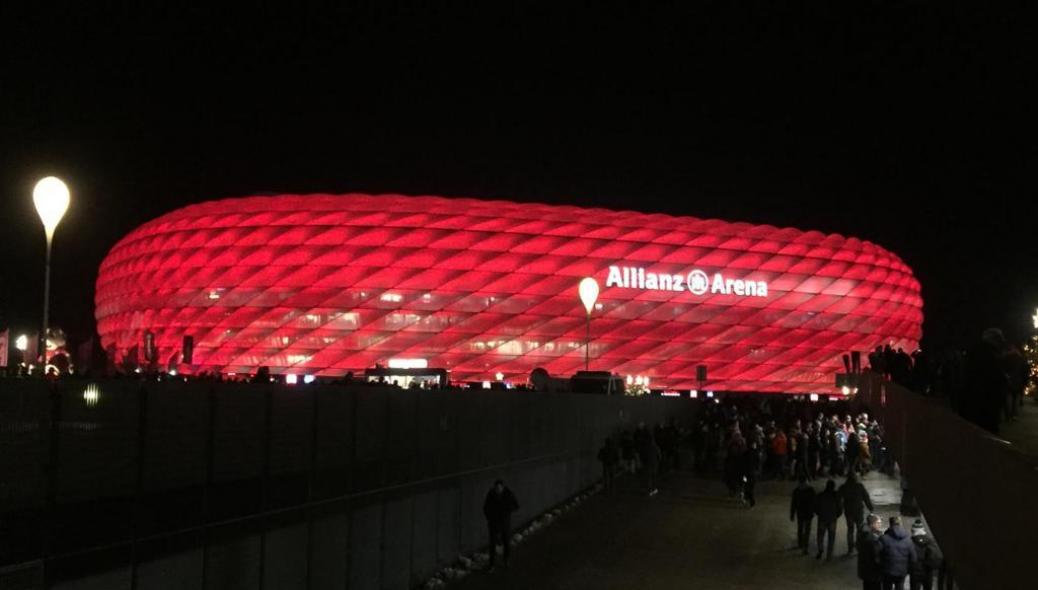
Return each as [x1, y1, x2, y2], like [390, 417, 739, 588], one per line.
[909, 520, 943, 590]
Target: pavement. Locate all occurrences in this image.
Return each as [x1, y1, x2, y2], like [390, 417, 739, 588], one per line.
[997, 397, 1038, 458]
[450, 468, 916, 590]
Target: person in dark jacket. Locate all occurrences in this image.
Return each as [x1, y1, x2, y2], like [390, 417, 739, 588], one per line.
[846, 429, 861, 473]
[858, 514, 884, 590]
[807, 425, 821, 479]
[597, 437, 620, 493]
[638, 427, 662, 496]
[813, 479, 843, 560]
[795, 428, 811, 480]
[621, 430, 637, 473]
[742, 440, 761, 507]
[790, 476, 816, 554]
[839, 473, 875, 554]
[725, 431, 747, 498]
[909, 520, 942, 590]
[962, 328, 1009, 434]
[879, 516, 917, 590]
[483, 480, 520, 569]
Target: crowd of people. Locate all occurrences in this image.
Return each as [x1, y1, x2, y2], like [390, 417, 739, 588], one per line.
[597, 420, 685, 497]
[593, 396, 954, 589]
[695, 398, 894, 496]
[791, 474, 946, 589]
[867, 329, 1031, 436]
[595, 397, 894, 499]
[855, 515, 944, 590]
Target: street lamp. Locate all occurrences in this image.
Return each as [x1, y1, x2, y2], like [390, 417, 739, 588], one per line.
[578, 277, 600, 372]
[14, 334, 28, 365]
[33, 176, 70, 366]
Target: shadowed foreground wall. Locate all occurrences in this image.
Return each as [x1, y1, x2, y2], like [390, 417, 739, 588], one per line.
[0, 380, 698, 589]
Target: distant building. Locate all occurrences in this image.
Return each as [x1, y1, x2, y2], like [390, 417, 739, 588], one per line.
[95, 193, 922, 393]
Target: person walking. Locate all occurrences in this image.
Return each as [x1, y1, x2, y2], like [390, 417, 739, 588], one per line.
[846, 428, 861, 474]
[963, 328, 1009, 434]
[692, 422, 709, 473]
[637, 426, 662, 496]
[725, 430, 747, 499]
[790, 476, 816, 555]
[483, 479, 519, 570]
[771, 428, 788, 480]
[621, 430, 637, 473]
[813, 479, 843, 560]
[1005, 344, 1028, 420]
[742, 440, 761, 507]
[879, 516, 917, 590]
[788, 428, 800, 480]
[858, 514, 884, 590]
[597, 437, 620, 493]
[839, 473, 875, 554]
[796, 428, 812, 480]
[909, 520, 942, 590]
[807, 425, 821, 479]
[857, 431, 872, 475]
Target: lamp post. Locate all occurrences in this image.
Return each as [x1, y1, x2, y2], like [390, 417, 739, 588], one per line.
[578, 277, 600, 372]
[33, 177, 70, 367]
[15, 334, 28, 366]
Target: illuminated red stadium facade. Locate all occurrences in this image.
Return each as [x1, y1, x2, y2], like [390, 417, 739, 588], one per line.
[95, 194, 923, 393]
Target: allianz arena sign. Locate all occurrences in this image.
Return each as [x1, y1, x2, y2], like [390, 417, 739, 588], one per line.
[605, 265, 768, 298]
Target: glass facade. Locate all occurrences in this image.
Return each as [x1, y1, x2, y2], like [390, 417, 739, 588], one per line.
[95, 194, 922, 392]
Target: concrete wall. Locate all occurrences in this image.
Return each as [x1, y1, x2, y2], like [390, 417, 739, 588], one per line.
[857, 375, 1038, 590]
[0, 379, 697, 589]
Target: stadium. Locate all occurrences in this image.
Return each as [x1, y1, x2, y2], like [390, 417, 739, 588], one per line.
[95, 194, 923, 392]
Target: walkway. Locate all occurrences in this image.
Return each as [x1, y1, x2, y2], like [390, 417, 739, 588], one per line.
[998, 398, 1038, 458]
[452, 470, 911, 590]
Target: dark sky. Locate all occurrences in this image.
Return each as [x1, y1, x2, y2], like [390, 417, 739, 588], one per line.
[1, 3, 1035, 350]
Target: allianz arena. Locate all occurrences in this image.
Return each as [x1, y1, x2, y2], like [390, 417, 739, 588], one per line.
[95, 194, 923, 393]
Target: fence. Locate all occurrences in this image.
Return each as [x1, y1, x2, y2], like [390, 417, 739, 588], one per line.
[856, 374, 1038, 590]
[0, 379, 698, 589]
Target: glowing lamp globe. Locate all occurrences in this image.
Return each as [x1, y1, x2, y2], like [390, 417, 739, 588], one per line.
[33, 176, 70, 240]
[578, 277, 600, 315]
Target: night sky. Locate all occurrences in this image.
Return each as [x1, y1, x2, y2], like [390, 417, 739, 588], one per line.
[1, 4, 1035, 352]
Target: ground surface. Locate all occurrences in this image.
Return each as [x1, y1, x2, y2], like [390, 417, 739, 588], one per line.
[451, 468, 909, 590]
[998, 398, 1038, 459]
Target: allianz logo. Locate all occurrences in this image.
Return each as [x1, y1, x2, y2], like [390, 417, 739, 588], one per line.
[605, 265, 769, 298]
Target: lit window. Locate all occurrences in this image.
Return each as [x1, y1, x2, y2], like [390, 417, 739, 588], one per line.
[388, 358, 428, 369]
